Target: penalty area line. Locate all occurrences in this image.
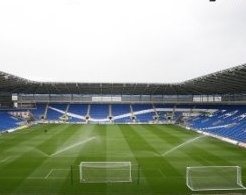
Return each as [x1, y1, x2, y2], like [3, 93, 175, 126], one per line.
[158, 169, 165, 178]
[0, 156, 11, 164]
[45, 169, 54, 179]
[44, 168, 70, 180]
[26, 177, 45, 180]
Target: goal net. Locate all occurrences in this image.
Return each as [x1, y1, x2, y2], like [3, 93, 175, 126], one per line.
[186, 166, 246, 191]
[79, 162, 132, 183]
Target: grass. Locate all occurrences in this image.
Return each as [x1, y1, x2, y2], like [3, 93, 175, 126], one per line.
[0, 124, 246, 194]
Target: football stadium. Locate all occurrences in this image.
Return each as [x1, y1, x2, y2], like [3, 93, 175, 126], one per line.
[1, 64, 246, 195]
[1, 0, 246, 194]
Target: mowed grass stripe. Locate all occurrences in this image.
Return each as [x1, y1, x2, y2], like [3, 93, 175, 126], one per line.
[131, 125, 201, 159]
[139, 125, 205, 159]
[0, 124, 63, 177]
[36, 124, 82, 156]
[152, 126, 239, 169]
[143, 124, 195, 143]
[0, 124, 52, 156]
[49, 125, 97, 157]
[34, 124, 98, 174]
[119, 124, 187, 194]
[74, 124, 108, 161]
[1, 124, 246, 195]
[130, 124, 176, 156]
[105, 125, 150, 195]
[105, 125, 135, 160]
[3, 125, 76, 194]
[16, 125, 104, 195]
[28, 125, 88, 178]
[144, 125, 244, 167]
[188, 137, 246, 169]
[1, 125, 74, 194]
[59, 125, 108, 195]
[102, 125, 151, 194]
[0, 123, 50, 143]
[194, 136, 246, 160]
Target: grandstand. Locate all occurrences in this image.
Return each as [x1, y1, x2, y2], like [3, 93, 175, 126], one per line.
[1, 64, 246, 140]
[1, 64, 246, 194]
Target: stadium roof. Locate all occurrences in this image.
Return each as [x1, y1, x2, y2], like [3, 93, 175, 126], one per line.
[1, 64, 246, 95]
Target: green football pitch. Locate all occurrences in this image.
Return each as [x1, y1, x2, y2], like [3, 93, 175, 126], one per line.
[0, 124, 246, 195]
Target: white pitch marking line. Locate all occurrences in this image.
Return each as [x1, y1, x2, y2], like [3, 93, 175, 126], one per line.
[161, 135, 206, 156]
[27, 177, 44, 180]
[47, 177, 65, 180]
[44, 168, 70, 180]
[158, 169, 165, 178]
[45, 169, 54, 179]
[53, 169, 70, 171]
[0, 156, 11, 163]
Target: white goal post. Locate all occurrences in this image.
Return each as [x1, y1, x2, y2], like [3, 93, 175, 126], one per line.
[186, 166, 246, 191]
[79, 162, 132, 183]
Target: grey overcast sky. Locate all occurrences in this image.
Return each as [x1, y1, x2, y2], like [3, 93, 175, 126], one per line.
[0, 0, 246, 83]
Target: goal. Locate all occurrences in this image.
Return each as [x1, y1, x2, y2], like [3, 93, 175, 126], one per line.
[186, 166, 246, 191]
[79, 162, 132, 183]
